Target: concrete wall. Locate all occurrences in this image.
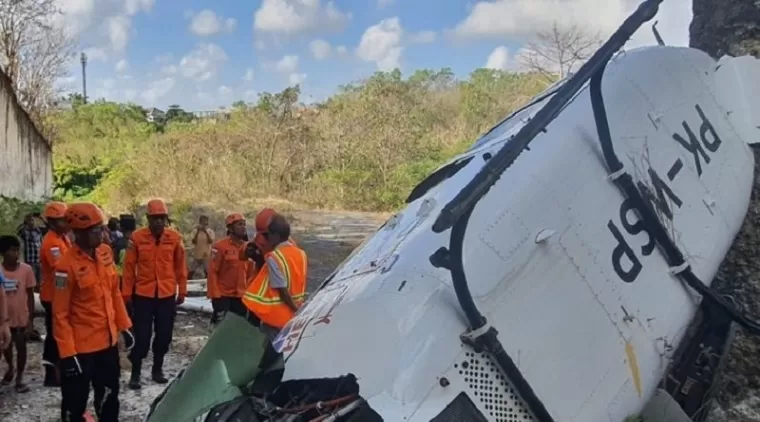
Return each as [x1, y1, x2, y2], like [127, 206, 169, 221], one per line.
[0, 68, 53, 200]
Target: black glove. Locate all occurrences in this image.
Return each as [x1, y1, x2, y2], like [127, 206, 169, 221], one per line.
[121, 330, 135, 351]
[61, 356, 82, 378]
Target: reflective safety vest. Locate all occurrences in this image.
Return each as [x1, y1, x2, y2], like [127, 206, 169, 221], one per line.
[242, 243, 307, 329]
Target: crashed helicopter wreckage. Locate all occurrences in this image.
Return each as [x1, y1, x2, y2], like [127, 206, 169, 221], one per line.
[144, 0, 760, 421]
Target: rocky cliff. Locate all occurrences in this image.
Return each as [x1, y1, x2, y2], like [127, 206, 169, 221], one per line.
[690, 0, 760, 58]
[690, 0, 760, 420]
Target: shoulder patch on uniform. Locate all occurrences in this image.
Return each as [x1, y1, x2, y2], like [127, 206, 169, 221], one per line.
[51, 247, 61, 258]
[211, 247, 218, 258]
[55, 272, 68, 289]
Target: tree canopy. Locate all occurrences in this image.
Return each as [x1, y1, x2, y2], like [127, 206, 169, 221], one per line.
[45, 68, 553, 212]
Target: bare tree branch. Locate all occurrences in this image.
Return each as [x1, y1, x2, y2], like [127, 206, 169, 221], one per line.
[518, 22, 603, 82]
[0, 0, 76, 131]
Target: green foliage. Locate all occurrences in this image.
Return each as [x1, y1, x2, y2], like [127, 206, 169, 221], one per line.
[165, 105, 195, 124]
[53, 159, 108, 200]
[45, 68, 552, 213]
[0, 196, 44, 235]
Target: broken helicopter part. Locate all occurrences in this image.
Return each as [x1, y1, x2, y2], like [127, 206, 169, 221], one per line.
[144, 0, 760, 420]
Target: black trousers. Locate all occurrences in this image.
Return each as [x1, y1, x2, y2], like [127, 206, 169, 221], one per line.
[128, 295, 176, 364]
[60, 346, 120, 422]
[41, 301, 60, 366]
[210, 296, 247, 324]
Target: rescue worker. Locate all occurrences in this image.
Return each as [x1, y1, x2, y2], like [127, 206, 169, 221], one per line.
[242, 208, 298, 278]
[53, 202, 133, 422]
[242, 214, 308, 342]
[39, 200, 71, 387]
[122, 198, 187, 389]
[207, 213, 250, 325]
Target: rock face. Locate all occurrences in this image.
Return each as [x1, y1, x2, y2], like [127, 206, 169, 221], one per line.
[707, 147, 760, 421]
[690, 0, 760, 420]
[690, 0, 760, 58]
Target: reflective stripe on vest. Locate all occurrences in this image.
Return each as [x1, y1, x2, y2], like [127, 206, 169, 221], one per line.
[242, 244, 307, 327]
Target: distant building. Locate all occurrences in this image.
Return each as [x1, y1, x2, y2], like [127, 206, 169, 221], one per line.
[191, 108, 232, 123]
[146, 107, 165, 123]
[56, 100, 73, 110]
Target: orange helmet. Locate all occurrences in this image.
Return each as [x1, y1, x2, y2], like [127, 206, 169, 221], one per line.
[147, 198, 169, 216]
[43, 201, 67, 219]
[65, 202, 104, 230]
[226, 213, 245, 226]
[255, 208, 277, 232]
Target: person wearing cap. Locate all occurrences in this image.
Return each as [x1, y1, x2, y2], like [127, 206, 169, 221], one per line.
[242, 208, 299, 277]
[39, 201, 71, 387]
[242, 213, 308, 342]
[52, 202, 133, 422]
[122, 198, 187, 389]
[207, 213, 250, 325]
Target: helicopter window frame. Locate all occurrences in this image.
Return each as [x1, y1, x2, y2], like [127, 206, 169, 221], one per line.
[405, 156, 475, 204]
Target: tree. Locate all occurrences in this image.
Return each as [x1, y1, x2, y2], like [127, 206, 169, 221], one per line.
[0, 0, 76, 126]
[518, 22, 603, 82]
[165, 104, 194, 123]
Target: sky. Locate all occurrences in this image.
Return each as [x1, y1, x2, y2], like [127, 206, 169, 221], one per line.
[53, 0, 694, 111]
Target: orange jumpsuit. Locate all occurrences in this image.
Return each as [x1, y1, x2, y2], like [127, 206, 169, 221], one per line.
[39, 230, 71, 368]
[52, 243, 132, 422]
[121, 227, 187, 366]
[207, 237, 249, 323]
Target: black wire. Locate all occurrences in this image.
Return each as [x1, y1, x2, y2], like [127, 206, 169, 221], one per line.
[589, 61, 760, 336]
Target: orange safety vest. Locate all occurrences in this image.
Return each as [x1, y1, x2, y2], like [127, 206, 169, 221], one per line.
[242, 243, 307, 329]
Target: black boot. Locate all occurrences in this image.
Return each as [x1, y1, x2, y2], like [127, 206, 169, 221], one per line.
[128, 359, 142, 390]
[152, 355, 168, 384]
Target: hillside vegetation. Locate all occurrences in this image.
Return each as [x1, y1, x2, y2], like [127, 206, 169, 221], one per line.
[46, 68, 552, 214]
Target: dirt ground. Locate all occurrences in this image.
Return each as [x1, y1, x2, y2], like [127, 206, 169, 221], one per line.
[0, 209, 387, 422]
[2, 203, 759, 421]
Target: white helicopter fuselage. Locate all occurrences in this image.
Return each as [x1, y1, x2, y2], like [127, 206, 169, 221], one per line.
[272, 46, 760, 422]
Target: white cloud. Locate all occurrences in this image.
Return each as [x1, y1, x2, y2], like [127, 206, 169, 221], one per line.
[107, 15, 131, 53]
[141, 77, 176, 103]
[357, 17, 403, 71]
[408, 30, 436, 44]
[452, 0, 691, 48]
[289, 73, 306, 85]
[274, 55, 299, 73]
[309, 39, 331, 60]
[243, 68, 255, 82]
[377, 0, 394, 8]
[267, 55, 306, 86]
[123, 89, 137, 101]
[485, 46, 509, 70]
[115, 59, 129, 72]
[188, 9, 237, 36]
[94, 78, 116, 99]
[179, 43, 228, 81]
[83, 47, 108, 62]
[335, 45, 348, 56]
[161, 64, 178, 75]
[218, 85, 233, 97]
[55, 0, 155, 54]
[253, 0, 351, 35]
